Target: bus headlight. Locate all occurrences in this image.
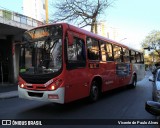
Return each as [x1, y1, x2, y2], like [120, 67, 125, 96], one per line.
[50, 85, 55, 90]
[20, 84, 25, 88]
[48, 79, 63, 91]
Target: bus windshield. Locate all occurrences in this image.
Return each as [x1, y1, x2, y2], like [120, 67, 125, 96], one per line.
[19, 25, 63, 77]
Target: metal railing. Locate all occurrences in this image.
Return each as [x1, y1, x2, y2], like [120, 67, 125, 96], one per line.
[0, 9, 44, 28]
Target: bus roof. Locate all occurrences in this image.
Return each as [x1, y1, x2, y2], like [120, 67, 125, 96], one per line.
[27, 22, 142, 53]
[67, 23, 142, 53]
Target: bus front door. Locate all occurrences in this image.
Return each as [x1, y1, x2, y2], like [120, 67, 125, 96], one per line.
[64, 35, 89, 103]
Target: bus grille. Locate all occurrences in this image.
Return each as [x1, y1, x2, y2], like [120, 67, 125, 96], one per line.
[28, 92, 43, 97]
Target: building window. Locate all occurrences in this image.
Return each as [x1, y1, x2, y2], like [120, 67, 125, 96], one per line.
[42, 0, 45, 9]
[43, 4, 45, 10]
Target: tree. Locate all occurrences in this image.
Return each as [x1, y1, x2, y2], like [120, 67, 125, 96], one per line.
[144, 51, 159, 66]
[50, 0, 114, 33]
[142, 30, 160, 56]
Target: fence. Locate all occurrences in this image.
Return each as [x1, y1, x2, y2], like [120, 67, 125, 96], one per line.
[0, 9, 44, 29]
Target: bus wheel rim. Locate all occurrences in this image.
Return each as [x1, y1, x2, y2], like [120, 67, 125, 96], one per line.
[91, 84, 98, 100]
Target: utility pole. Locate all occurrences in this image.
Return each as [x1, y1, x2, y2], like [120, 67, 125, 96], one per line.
[45, 0, 49, 24]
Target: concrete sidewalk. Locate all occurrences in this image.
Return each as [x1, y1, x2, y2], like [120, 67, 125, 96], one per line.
[0, 90, 18, 99]
[0, 84, 18, 99]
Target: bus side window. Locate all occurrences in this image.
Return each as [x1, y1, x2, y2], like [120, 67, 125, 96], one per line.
[106, 43, 114, 61]
[87, 37, 100, 60]
[100, 41, 107, 61]
[136, 52, 141, 63]
[141, 53, 144, 63]
[77, 39, 86, 61]
[123, 48, 130, 63]
[67, 38, 77, 61]
[67, 37, 86, 69]
[130, 50, 136, 63]
[113, 45, 122, 63]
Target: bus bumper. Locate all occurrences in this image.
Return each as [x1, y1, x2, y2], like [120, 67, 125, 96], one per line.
[18, 86, 65, 104]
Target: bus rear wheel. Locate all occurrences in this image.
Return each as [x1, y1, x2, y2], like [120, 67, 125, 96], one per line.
[89, 81, 99, 102]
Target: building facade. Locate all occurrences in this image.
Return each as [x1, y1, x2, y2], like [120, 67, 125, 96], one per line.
[0, 9, 43, 85]
[96, 21, 119, 41]
[23, 0, 46, 22]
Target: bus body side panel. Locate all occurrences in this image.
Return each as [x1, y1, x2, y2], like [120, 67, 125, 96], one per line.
[64, 68, 90, 103]
[115, 63, 133, 87]
[99, 62, 117, 92]
[100, 62, 133, 92]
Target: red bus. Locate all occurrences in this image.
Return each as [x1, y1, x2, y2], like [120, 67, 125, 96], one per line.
[18, 23, 145, 104]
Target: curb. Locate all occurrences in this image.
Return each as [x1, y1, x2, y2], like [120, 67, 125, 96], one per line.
[0, 91, 18, 99]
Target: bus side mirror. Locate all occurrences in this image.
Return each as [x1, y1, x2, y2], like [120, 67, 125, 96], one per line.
[67, 31, 73, 46]
[145, 101, 160, 116]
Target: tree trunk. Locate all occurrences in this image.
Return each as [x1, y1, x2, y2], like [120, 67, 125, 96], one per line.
[91, 18, 97, 34]
[91, 24, 94, 33]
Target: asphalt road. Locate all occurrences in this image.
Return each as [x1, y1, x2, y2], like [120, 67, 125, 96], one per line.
[0, 71, 158, 128]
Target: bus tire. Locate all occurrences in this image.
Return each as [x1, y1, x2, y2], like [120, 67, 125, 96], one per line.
[130, 75, 137, 88]
[89, 81, 99, 102]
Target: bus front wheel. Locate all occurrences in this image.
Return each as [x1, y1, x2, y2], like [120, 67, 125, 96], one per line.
[89, 81, 99, 102]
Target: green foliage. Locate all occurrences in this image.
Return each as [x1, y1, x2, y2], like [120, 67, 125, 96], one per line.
[142, 30, 160, 52]
[142, 30, 160, 63]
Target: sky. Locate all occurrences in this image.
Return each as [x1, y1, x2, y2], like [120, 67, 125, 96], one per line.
[0, 0, 160, 50]
[105, 0, 160, 50]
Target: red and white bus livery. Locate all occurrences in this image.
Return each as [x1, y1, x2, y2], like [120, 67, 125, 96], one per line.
[18, 23, 145, 104]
